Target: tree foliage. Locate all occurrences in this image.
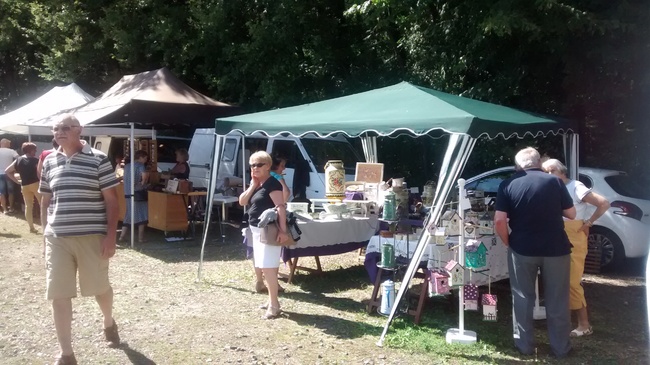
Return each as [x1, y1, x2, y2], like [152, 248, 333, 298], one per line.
[1, 0, 649, 180]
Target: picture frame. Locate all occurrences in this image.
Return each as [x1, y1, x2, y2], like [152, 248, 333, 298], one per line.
[165, 179, 179, 193]
[355, 162, 384, 183]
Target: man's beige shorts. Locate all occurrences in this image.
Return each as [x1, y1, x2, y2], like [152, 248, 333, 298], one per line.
[45, 235, 111, 300]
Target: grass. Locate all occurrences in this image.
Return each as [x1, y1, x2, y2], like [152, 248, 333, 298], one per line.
[0, 212, 648, 364]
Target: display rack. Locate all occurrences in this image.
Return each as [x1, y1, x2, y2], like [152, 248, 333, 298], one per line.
[366, 263, 429, 324]
[445, 178, 477, 345]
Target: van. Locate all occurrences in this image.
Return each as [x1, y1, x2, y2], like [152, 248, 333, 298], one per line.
[188, 129, 364, 200]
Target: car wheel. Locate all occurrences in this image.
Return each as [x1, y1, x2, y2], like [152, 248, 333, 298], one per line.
[588, 227, 625, 271]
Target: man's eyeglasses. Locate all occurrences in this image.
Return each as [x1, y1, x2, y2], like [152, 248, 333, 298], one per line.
[250, 163, 266, 168]
[52, 125, 79, 133]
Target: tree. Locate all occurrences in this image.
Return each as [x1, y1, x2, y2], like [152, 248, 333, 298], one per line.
[0, 0, 45, 112]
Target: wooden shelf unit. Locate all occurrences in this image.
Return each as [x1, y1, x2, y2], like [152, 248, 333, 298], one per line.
[147, 191, 188, 232]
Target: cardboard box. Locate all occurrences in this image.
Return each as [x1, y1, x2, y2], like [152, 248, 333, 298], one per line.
[178, 180, 193, 194]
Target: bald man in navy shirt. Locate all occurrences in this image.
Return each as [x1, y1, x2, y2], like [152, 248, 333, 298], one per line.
[494, 147, 575, 358]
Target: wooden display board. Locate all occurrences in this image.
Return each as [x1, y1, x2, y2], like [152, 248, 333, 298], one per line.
[355, 163, 384, 183]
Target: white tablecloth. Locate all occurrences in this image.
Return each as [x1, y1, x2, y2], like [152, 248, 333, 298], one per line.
[366, 233, 509, 286]
[294, 214, 379, 249]
[244, 215, 379, 262]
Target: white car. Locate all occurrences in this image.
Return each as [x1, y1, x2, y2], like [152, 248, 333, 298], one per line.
[461, 166, 650, 270]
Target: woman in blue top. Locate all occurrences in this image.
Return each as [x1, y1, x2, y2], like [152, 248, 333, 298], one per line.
[271, 155, 291, 203]
[119, 150, 150, 243]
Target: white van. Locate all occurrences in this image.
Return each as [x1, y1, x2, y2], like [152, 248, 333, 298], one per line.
[188, 129, 364, 200]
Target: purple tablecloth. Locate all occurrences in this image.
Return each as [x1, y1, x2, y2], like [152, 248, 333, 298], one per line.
[364, 252, 427, 283]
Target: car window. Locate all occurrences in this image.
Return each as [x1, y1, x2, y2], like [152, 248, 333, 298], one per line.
[578, 174, 593, 189]
[604, 175, 650, 200]
[271, 139, 301, 170]
[465, 172, 514, 196]
[221, 139, 237, 162]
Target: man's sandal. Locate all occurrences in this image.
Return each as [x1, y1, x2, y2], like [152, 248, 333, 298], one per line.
[570, 327, 593, 337]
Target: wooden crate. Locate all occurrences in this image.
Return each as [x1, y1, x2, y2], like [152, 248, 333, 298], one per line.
[584, 243, 601, 274]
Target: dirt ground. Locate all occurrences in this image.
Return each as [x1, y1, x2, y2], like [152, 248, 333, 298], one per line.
[0, 212, 648, 364]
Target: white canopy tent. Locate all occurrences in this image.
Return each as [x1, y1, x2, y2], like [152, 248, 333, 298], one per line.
[196, 82, 578, 342]
[0, 83, 152, 137]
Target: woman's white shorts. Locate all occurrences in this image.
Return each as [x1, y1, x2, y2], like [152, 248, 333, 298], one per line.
[250, 226, 282, 268]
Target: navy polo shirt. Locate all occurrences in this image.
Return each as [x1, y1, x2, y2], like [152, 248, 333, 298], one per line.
[495, 168, 573, 257]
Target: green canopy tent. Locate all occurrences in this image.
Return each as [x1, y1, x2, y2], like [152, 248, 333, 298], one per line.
[210, 81, 572, 139]
[198, 81, 578, 344]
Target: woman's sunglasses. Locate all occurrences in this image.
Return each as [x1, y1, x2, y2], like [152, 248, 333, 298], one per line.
[250, 163, 266, 168]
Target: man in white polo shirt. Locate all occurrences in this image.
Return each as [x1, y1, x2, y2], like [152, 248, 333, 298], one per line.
[0, 138, 19, 213]
[39, 114, 120, 365]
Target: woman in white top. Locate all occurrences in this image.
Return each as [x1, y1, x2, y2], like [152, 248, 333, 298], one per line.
[542, 159, 610, 337]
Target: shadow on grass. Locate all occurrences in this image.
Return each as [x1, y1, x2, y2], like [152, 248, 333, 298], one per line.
[209, 282, 369, 315]
[120, 343, 157, 364]
[125, 228, 247, 264]
[282, 290, 367, 314]
[283, 311, 382, 339]
[289, 265, 371, 293]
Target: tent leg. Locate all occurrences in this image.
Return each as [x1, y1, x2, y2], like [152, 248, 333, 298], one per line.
[198, 134, 224, 281]
[130, 123, 135, 249]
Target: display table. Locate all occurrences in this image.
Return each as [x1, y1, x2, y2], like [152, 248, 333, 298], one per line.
[280, 214, 378, 283]
[365, 234, 509, 287]
[213, 195, 240, 240]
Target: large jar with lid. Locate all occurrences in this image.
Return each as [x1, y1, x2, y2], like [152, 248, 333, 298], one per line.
[325, 160, 345, 198]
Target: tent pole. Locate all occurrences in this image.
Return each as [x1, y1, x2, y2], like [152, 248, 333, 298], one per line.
[563, 133, 579, 181]
[241, 135, 247, 192]
[198, 132, 224, 280]
[130, 123, 135, 249]
[377, 133, 476, 346]
[360, 134, 378, 163]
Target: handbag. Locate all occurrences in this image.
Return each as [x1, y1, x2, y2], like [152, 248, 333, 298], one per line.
[260, 221, 295, 246]
[133, 189, 148, 201]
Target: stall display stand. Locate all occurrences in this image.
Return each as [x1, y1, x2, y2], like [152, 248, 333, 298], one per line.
[366, 226, 427, 323]
[446, 179, 477, 345]
[309, 198, 343, 213]
[366, 264, 429, 324]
